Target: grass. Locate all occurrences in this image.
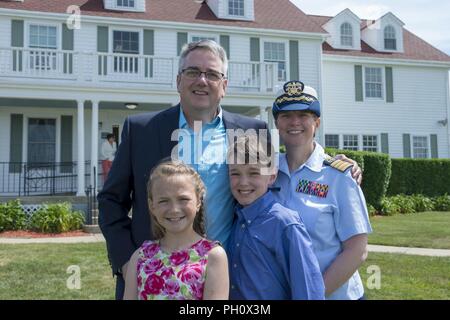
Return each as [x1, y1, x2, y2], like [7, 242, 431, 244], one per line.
[0, 243, 115, 299]
[369, 211, 450, 249]
[360, 253, 450, 300]
[1, 242, 449, 300]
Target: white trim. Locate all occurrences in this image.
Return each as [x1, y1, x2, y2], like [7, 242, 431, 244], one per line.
[25, 21, 60, 50]
[189, 33, 218, 43]
[323, 54, 450, 68]
[0, 8, 328, 40]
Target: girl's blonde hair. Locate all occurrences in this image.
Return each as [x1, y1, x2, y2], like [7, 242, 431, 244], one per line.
[147, 160, 206, 239]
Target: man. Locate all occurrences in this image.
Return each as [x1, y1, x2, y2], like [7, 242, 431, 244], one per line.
[98, 40, 361, 299]
[98, 40, 267, 299]
[100, 133, 116, 183]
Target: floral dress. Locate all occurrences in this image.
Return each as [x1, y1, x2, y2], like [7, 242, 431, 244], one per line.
[136, 238, 219, 300]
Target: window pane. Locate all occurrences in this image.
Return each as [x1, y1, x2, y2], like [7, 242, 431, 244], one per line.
[363, 135, 378, 152]
[325, 134, 339, 149]
[413, 136, 428, 158]
[365, 67, 382, 98]
[27, 119, 56, 163]
[343, 135, 358, 151]
[340, 23, 353, 46]
[113, 31, 139, 54]
[229, 0, 244, 16]
[264, 42, 286, 81]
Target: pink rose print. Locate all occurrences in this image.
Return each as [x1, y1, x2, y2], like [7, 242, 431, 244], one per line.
[163, 279, 181, 296]
[177, 263, 203, 285]
[142, 242, 159, 259]
[193, 240, 215, 256]
[144, 259, 164, 274]
[161, 267, 175, 279]
[190, 282, 204, 300]
[169, 251, 190, 266]
[144, 274, 165, 295]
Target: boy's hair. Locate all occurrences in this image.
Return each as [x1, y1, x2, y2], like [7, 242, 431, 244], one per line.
[227, 133, 275, 170]
[106, 133, 114, 140]
[178, 40, 228, 75]
[147, 160, 206, 239]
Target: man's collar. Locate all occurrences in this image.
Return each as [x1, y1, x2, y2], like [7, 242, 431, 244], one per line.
[179, 105, 222, 129]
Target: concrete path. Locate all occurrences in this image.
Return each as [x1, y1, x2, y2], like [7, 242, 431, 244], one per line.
[1, 235, 450, 257]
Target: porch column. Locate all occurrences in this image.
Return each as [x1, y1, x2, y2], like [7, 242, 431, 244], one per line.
[91, 100, 99, 189]
[266, 106, 275, 130]
[76, 100, 85, 196]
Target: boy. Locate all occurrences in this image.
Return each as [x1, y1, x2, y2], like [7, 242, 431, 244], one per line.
[227, 134, 325, 300]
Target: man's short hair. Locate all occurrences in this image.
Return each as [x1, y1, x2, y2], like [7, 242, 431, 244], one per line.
[178, 40, 228, 75]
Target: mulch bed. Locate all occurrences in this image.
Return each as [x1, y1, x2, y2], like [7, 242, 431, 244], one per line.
[0, 230, 89, 238]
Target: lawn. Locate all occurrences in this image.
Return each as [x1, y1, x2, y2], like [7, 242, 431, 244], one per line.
[360, 253, 450, 300]
[1, 242, 449, 300]
[369, 211, 450, 249]
[0, 243, 115, 299]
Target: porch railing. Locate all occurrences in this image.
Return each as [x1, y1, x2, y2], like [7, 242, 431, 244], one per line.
[0, 161, 103, 196]
[0, 47, 279, 92]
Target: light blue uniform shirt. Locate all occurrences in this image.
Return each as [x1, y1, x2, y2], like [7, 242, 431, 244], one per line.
[272, 143, 372, 300]
[177, 106, 234, 248]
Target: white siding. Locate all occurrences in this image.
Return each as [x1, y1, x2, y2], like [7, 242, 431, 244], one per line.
[207, 0, 221, 18]
[75, 22, 96, 53]
[0, 17, 10, 48]
[299, 39, 321, 91]
[322, 60, 449, 158]
[230, 34, 249, 62]
[322, 10, 361, 50]
[154, 29, 176, 57]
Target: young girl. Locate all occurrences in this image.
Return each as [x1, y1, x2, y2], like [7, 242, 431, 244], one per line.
[123, 161, 229, 300]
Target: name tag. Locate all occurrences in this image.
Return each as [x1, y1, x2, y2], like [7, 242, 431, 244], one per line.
[296, 179, 329, 198]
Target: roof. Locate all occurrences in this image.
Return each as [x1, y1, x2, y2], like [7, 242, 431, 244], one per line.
[308, 14, 450, 62]
[0, 0, 327, 34]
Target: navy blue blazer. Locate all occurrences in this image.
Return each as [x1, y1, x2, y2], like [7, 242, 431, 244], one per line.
[98, 104, 268, 274]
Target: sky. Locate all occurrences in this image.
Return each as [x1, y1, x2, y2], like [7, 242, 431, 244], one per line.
[291, 0, 450, 55]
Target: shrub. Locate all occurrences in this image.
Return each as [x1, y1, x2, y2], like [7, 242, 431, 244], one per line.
[0, 199, 27, 231]
[433, 194, 450, 211]
[387, 159, 450, 197]
[29, 202, 85, 233]
[366, 204, 378, 217]
[380, 197, 401, 216]
[410, 194, 434, 212]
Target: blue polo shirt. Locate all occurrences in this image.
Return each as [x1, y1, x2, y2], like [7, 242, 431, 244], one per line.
[228, 191, 325, 300]
[272, 143, 372, 300]
[177, 106, 234, 248]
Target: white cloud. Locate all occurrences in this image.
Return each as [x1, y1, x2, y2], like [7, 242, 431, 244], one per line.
[291, 0, 450, 54]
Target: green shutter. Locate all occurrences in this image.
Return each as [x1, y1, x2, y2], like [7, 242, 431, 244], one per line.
[403, 134, 411, 158]
[289, 40, 299, 80]
[385, 66, 394, 103]
[177, 32, 188, 56]
[144, 29, 154, 78]
[11, 20, 24, 72]
[355, 65, 363, 101]
[381, 133, 389, 154]
[97, 26, 108, 75]
[60, 116, 73, 173]
[430, 134, 438, 158]
[250, 37, 260, 62]
[62, 24, 74, 74]
[220, 35, 230, 59]
[9, 114, 23, 173]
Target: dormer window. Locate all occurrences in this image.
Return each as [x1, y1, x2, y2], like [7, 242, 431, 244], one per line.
[117, 0, 135, 8]
[384, 25, 397, 50]
[340, 22, 353, 47]
[228, 0, 245, 17]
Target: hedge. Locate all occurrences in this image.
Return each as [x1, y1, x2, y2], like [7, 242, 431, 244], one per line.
[387, 159, 450, 197]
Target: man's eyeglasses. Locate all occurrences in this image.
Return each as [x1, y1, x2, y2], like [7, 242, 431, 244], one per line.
[180, 68, 225, 82]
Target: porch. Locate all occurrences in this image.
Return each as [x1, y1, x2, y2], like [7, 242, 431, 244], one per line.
[0, 47, 280, 93]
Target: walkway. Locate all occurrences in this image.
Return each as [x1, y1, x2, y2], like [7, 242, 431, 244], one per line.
[1, 235, 450, 257]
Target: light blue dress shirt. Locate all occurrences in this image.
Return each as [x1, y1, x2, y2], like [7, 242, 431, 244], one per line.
[272, 143, 372, 300]
[228, 191, 325, 300]
[177, 106, 234, 248]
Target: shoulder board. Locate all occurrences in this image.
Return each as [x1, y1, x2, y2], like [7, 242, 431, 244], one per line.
[323, 154, 353, 173]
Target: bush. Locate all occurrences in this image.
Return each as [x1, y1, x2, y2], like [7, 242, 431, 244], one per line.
[29, 202, 85, 233]
[387, 159, 450, 197]
[410, 194, 434, 212]
[433, 194, 450, 211]
[366, 204, 378, 217]
[0, 199, 27, 231]
[380, 197, 402, 216]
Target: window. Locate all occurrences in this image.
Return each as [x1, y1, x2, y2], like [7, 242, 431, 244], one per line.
[27, 119, 56, 163]
[413, 136, 428, 158]
[117, 0, 135, 8]
[113, 31, 139, 73]
[365, 67, 383, 98]
[191, 36, 217, 43]
[363, 135, 378, 152]
[325, 134, 339, 149]
[343, 135, 358, 151]
[340, 23, 353, 47]
[384, 25, 396, 50]
[228, 0, 244, 16]
[29, 25, 57, 71]
[264, 42, 286, 82]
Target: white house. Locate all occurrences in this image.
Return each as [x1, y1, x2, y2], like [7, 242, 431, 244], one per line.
[0, 0, 449, 197]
